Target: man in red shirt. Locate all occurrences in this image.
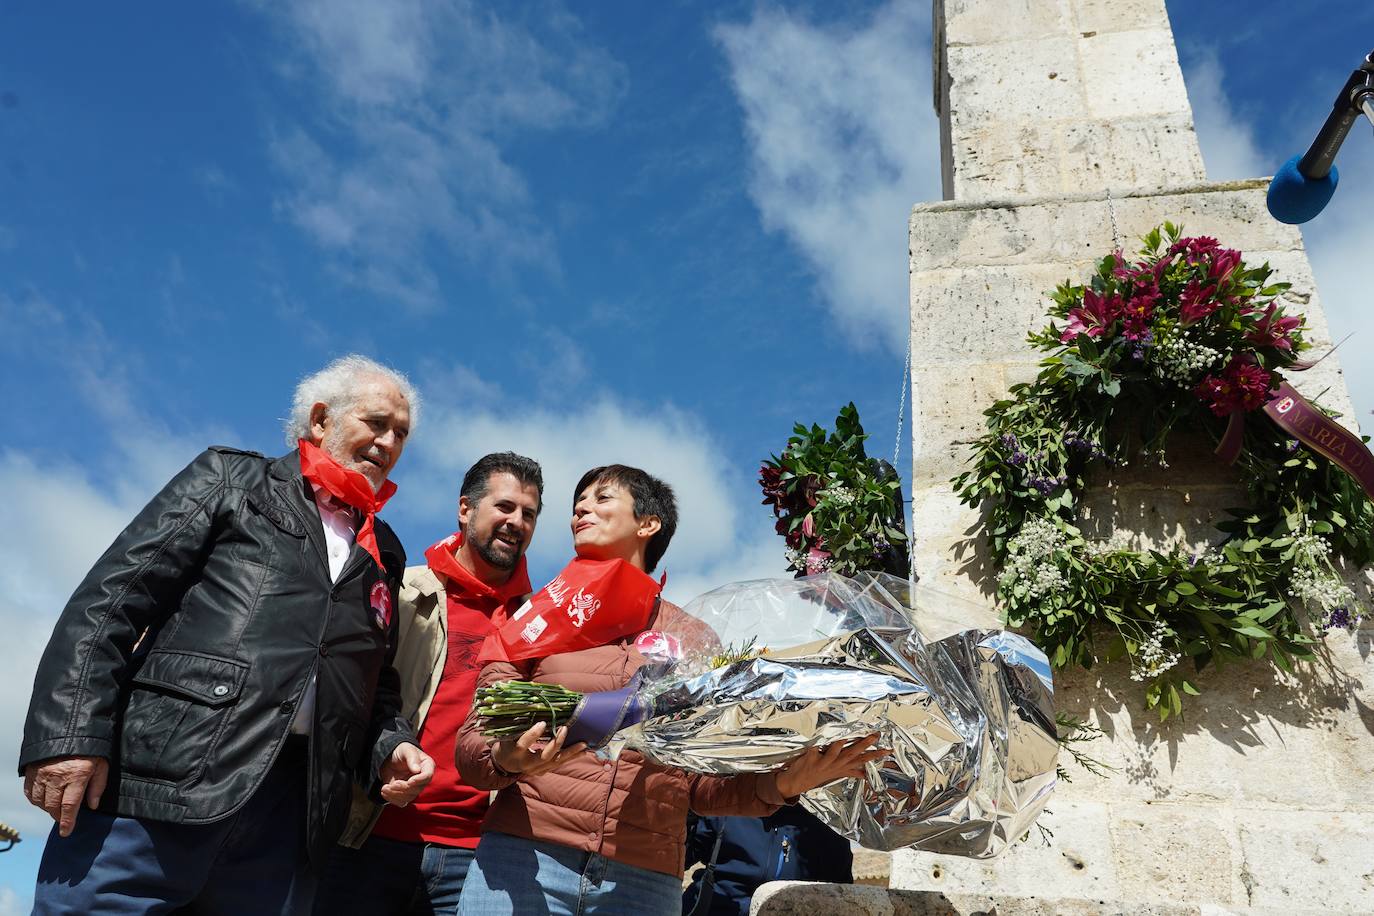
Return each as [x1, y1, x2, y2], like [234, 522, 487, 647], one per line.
[314, 452, 543, 915]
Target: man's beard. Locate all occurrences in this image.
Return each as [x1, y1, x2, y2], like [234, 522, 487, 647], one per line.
[323, 426, 383, 492]
[472, 526, 522, 570]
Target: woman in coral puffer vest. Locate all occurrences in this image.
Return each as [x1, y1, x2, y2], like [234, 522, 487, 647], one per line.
[455, 464, 884, 915]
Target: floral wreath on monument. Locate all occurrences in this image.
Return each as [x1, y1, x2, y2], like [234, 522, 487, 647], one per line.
[952, 223, 1374, 718]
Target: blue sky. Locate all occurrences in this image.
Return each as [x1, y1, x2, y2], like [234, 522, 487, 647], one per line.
[2, 0, 1372, 905]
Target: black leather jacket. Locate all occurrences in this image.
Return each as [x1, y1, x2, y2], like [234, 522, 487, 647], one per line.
[19, 447, 414, 863]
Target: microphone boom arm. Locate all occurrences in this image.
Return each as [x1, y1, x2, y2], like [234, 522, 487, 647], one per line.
[1297, 50, 1374, 180]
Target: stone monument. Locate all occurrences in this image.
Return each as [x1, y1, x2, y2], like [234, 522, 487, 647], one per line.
[889, 1, 1374, 914]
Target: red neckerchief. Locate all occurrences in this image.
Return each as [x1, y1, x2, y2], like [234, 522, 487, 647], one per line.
[424, 531, 531, 605]
[298, 438, 397, 570]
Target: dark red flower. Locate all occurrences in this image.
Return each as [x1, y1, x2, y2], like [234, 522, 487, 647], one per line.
[759, 464, 788, 514]
[1208, 248, 1241, 283]
[1179, 280, 1220, 325]
[1060, 288, 1123, 342]
[1169, 236, 1220, 262]
[1244, 303, 1302, 353]
[1193, 357, 1273, 416]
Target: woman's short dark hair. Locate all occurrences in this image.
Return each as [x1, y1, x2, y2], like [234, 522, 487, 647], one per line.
[573, 464, 678, 573]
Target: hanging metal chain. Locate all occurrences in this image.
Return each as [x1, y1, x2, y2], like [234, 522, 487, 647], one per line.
[893, 334, 912, 469]
[1105, 186, 1123, 251]
[893, 330, 919, 585]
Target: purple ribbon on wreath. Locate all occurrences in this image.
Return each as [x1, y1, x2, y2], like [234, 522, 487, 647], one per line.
[1215, 376, 1374, 499]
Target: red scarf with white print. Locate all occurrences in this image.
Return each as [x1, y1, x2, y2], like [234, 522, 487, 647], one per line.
[298, 438, 397, 570]
[476, 557, 663, 664]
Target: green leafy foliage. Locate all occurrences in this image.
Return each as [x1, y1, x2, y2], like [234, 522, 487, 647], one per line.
[761, 403, 908, 576]
[952, 226, 1374, 718]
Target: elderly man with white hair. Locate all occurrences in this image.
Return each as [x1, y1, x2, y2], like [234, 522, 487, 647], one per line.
[19, 354, 435, 915]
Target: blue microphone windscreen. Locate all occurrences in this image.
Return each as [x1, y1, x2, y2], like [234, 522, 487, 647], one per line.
[1267, 155, 1338, 224]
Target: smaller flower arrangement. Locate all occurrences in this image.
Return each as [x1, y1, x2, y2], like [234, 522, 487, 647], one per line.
[955, 224, 1374, 718]
[761, 403, 908, 577]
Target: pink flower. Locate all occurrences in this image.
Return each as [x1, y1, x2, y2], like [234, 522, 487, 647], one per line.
[1179, 280, 1220, 325]
[1060, 288, 1122, 342]
[1193, 357, 1273, 416]
[1169, 236, 1220, 262]
[801, 513, 816, 538]
[1208, 248, 1241, 282]
[1244, 303, 1302, 353]
[1111, 255, 1147, 283]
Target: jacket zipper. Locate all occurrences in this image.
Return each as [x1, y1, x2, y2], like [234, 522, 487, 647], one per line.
[774, 836, 792, 879]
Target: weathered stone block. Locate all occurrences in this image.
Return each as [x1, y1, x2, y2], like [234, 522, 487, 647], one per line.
[1055, 117, 1206, 190]
[912, 185, 1302, 274]
[945, 121, 1079, 201]
[1233, 809, 1374, 912]
[889, 801, 1121, 901]
[1070, 0, 1170, 34]
[1107, 803, 1241, 905]
[910, 263, 1076, 365]
[946, 38, 1089, 125]
[909, 361, 1038, 484]
[1107, 185, 1303, 253]
[942, 0, 1072, 47]
[1077, 31, 1194, 120]
[911, 198, 1115, 270]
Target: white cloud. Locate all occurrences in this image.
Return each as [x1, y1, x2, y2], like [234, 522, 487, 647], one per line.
[0, 887, 29, 916]
[254, 0, 627, 310]
[715, 0, 941, 348]
[1178, 46, 1267, 181]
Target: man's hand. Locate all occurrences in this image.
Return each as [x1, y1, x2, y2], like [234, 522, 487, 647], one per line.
[491, 722, 587, 779]
[379, 742, 435, 807]
[774, 734, 889, 799]
[23, 756, 109, 838]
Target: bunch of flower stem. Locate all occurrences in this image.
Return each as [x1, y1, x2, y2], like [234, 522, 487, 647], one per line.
[474, 680, 583, 738]
[710, 637, 766, 670]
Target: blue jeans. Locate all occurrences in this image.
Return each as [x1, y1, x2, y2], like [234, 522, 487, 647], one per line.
[32, 740, 313, 915]
[458, 832, 681, 916]
[313, 834, 474, 915]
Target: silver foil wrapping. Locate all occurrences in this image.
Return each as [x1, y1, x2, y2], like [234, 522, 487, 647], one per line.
[606, 572, 1058, 857]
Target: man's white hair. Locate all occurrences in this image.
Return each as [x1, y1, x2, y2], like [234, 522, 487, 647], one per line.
[284, 354, 421, 446]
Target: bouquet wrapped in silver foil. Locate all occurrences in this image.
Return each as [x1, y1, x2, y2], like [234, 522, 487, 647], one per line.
[604, 572, 1058, 857]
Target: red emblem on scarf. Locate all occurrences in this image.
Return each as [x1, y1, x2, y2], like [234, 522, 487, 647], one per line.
[369, 580, 393, 630]
[477, 557, 662, 664]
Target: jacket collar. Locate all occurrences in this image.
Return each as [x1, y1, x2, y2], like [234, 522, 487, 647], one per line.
[270, 449, 399, 583]
[271, 449, 329, 572]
